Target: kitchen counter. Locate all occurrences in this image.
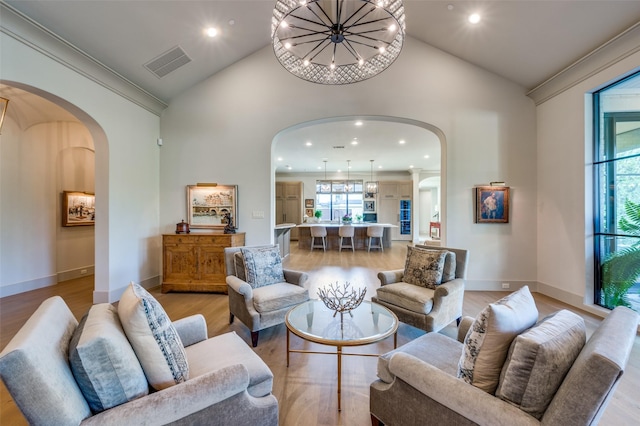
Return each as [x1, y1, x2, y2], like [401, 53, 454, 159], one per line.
[297, 222, 396, 250]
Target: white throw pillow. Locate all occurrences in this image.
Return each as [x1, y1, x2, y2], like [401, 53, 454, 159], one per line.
[457, 286, 538, 394]
[118, 282, 189, 390]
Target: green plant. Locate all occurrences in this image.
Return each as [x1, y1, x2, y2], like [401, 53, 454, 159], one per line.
[601, 199, 640, 309]
[314, 210, 322, 219]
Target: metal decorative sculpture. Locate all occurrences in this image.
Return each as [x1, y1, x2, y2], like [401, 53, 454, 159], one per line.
[223, 212, 236, 234]
[318, 281, 366, 318]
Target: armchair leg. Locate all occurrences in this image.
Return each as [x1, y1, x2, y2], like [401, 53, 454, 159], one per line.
[229, 313, 234, 324]
[456, 316, 461, 327]
[371, 414, 384, 426]
[251, 331, 259, 347]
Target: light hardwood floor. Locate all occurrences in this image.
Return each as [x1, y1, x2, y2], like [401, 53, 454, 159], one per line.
[1, 242, 638, 425]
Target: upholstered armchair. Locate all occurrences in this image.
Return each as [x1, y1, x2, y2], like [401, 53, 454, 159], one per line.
[372, 245, 468, 333]
[224, 245, 310, 347]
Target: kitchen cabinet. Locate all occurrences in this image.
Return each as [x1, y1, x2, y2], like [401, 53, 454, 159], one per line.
[275, 182, 303, 240]
[377, 180, 412, 241]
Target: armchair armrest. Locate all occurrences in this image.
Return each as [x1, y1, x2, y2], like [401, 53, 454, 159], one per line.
[377, 270, 404, 286]
[226, 275, 254, 299]
[283, 269, 309, 286]
[172, 314, 208, 347]
[389, 352, 539, 426]
[83, 364, 265, 426]
[457, 316, 474, 343]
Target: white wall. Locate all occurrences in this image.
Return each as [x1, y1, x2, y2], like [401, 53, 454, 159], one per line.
[160, 36, 538, 289]
[0, 117, 95, 296]
[536, 51, 640, 314]
[1, 31, 161, 302]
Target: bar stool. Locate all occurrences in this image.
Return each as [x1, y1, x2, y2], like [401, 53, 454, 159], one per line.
[367, 225, 384, 252]
[310, 226, 327, 251]
[338, 225, 355, 252]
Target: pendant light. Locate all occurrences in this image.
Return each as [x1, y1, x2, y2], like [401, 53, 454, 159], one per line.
[320, 160, 331, 193]
[366, 160, 378, 194]
[345, 160, 353, 193]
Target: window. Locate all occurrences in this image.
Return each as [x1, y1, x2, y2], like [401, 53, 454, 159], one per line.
[316, 180, 363, 221]
[593, 71, 640, 312]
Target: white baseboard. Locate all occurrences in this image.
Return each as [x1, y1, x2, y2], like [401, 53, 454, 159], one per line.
[464, 280, 537, 292]
[92, 275, 160, 303]
[0, 275, 57, 298]
[57, 266, 95, 282]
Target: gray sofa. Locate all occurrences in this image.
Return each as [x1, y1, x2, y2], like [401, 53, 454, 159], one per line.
[0, 296, 278, 426]
[370, 306, 638, 426]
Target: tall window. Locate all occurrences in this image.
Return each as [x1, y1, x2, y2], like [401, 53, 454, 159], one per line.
[593, 71, 640, 312]
[316, 180, 363, 221]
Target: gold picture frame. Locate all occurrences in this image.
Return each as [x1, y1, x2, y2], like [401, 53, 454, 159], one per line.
[187, 184, 238, 229]
[0, 97, 9, 134]
[475, 186, 510, 223]
[62, 191, 95, 226]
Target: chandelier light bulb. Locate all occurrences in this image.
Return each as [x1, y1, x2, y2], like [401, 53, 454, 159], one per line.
[330, 62, 336, 70]
[303, 59, 310, 66]
[358, 58, 364, 66]
[206, 27, 218, 37]
[389, 24, 397, 32]
[379, 46, 386, 54]
[284, 42, 292, 49]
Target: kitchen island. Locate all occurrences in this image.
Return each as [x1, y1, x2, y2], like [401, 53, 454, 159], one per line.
[296, 223, 396, 250]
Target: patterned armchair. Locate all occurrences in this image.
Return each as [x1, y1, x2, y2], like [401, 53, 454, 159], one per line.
[372, 245, 468, 333]
[224, 245, 309, 347]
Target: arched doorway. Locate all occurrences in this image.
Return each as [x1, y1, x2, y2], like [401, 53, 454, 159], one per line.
[272, 115, 446, 244]
[0, 82, 107, 298]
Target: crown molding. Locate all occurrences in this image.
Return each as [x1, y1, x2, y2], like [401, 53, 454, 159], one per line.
[0, 2, 167, 116]
[527, 22, 640, 105]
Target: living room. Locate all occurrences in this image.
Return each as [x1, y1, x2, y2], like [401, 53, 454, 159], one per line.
[1, 1, 639, 425]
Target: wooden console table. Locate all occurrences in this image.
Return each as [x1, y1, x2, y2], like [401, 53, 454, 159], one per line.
[162, 232, 245, 293]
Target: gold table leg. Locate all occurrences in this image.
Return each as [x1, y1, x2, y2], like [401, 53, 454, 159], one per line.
[286, 328, 290, 367]
[337, 345, 342, 412]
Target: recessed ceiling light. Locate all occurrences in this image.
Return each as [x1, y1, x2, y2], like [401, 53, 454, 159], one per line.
[305, 141, 312, 146]
[206, 27, 218, 37]
[468, 13, 481, 24]
[409, 165, 414, 168]
[351, 140, 358, 145]
[277, 157, 283, 161]
[399, 140, 406, 144]
[228, 19, 235, 26]
[286, 165, 292, 170]
[355, 121, 363, 126]
[424, 155, 430, 159]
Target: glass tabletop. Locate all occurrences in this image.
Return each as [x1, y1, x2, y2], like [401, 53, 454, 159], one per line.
[285, 300, 398, 346]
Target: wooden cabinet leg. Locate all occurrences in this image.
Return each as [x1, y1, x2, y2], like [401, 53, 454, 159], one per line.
[229, 313, 235, 324]
[251, 331, 259, 347]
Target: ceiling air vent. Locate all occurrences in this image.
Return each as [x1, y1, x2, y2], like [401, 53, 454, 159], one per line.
[144, 46, 191, 78]
[332, 146, 345, 149]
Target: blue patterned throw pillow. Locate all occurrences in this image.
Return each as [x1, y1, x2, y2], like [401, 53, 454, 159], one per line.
[240, 246, 285, 288]
[118, 282, 189, 390]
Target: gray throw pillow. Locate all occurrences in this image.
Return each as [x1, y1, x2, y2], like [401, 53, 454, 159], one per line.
[495, 309, 586, 419]
[402, 246, 447, 289]
[457, 286, 539, 394]
[240, 246, 285, 288]
[69, 304, 148, 413]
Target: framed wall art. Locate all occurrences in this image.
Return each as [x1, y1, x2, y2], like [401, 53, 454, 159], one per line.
[187, 184, 238, 229]
[305, 198, 315, 208]
[475, 186, 510, 223]
[62, 191, 95, 226]
[364, 200, 375, 212]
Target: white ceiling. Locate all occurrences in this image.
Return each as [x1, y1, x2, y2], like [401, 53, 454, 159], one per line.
[3, 0, 640, 172]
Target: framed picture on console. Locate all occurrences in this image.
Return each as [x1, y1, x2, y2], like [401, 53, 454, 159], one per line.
[187, 184, 238, 229]
[62, 191, 95, 227]
[475, 186, 509, 223]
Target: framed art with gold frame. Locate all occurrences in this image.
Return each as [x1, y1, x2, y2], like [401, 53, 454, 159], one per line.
[187, 184, 238, 229]
[62, 191, 95, 226]
[475, 186, 510, 223]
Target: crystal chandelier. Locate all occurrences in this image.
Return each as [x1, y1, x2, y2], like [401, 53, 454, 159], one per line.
[272, 0, 406, 85]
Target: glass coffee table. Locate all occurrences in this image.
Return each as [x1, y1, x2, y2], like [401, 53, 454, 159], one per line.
[285, 299, 398, 411]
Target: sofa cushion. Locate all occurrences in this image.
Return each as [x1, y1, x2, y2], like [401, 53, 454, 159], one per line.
[69, 303, 149, 413]
[234, 251, 247, 281]
[252, 282, 309, 313]
[240, 246, 285, 288]
[402, 246, 447, 289]
[185, 331, 274, 398]
[378, 332, 462, 384]
[442, 251, 457, 282]
[118, 282, 189, 390]
[495, 309, 586, 419]
[457, 286, 538, 394]
[375, 282, 435, 314]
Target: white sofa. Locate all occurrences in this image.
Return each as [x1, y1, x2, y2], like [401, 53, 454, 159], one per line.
[0, 295, 278, 425]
